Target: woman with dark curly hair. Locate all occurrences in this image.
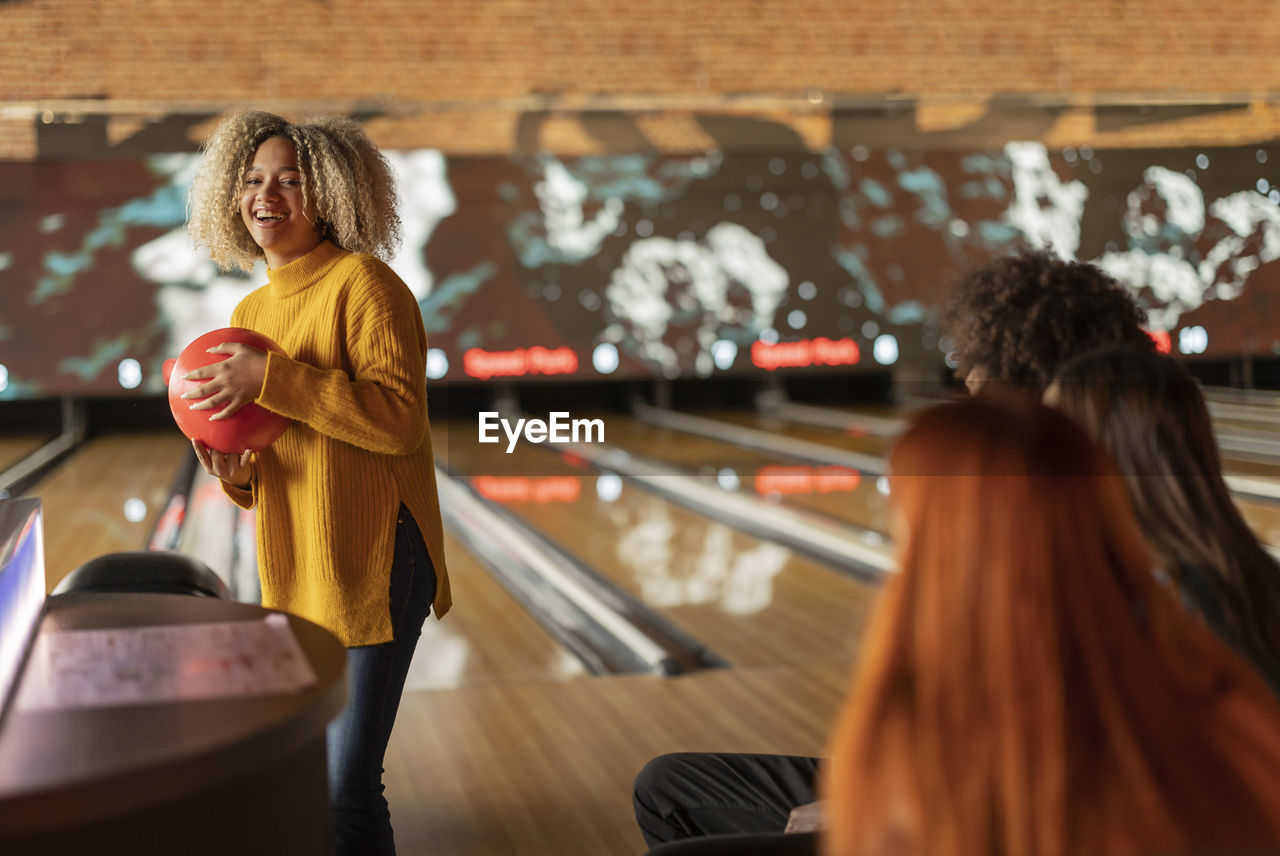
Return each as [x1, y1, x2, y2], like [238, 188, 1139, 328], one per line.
[183, 110, 450, 855]
[633, 250, 1162, 853]
[943, 249, 1154, 395]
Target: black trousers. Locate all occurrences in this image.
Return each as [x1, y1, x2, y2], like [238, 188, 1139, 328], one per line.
[644, 831, 819, 856]
[633, 753, 822, 854]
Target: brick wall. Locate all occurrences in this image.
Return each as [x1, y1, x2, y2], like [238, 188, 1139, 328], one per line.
[2, 0, 1278, 157]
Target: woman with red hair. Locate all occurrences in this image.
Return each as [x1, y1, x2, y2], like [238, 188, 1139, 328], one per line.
[823, 394, 1280, 856]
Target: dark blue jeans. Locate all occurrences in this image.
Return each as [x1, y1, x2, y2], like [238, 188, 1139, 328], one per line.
[327, 505, 436, 856]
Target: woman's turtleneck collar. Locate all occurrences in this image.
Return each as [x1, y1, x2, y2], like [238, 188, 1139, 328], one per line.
[266, 240, 348, 297]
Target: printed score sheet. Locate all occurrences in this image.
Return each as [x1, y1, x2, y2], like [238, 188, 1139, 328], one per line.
[16, 614, 317, 711]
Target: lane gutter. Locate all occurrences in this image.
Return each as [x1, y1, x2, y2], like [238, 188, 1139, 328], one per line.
[436, 467, 728, 677]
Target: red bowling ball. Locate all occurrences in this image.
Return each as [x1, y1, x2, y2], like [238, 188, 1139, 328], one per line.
[167, 327, 291, 454]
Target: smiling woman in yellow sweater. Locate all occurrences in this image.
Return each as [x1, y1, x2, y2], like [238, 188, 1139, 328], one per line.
[184, 110, 449, 856]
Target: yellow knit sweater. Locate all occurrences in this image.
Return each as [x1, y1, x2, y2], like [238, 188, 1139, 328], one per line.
[222, 240, 451, 646]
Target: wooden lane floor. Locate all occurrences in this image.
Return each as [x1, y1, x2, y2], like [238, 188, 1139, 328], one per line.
[1220, 455, 1280, 479]
[1203, 387, 1280, 407]
[22, 431, 193, 591]
[1235, 503, 1280, 550]
[0, 434, 54, 473]
[436, 421, 881, 671]
[596, 412, 893, 536]
[1212, 413, 1280, 435]
[710, 408, 898, 454]
[728, 399, 1280, 458]
[386, 659, 851, 856]
[670, 406, 1280, 551]
[23, 421, 853, 856]
[408, 531, 587, 690]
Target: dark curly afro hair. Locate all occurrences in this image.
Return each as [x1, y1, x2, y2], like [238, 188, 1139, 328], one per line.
[943, 250, 1153, 394]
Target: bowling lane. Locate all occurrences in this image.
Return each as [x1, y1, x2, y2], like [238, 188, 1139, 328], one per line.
[1236, 504, 1280, 551]
[0, 434, 54, 473]
[25, 432, 193, 590]
[1212, 411, 1280, 434]
[1220, 455, 1280, 480]
[714, 408, 898, 456]
[617, 406, 1280, 554]
[1204, 403, 1280, 480]
[437, 422, 880, 669]
[596, 413, 893, 535]
[760, 400, 1280, 479]
[1204, 387, 1280, 407]
[407, 531, 588, 690]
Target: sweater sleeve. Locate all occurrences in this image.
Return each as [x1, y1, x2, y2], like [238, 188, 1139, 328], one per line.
[221, 478, 256, 510]
[255, 260, 428, 455]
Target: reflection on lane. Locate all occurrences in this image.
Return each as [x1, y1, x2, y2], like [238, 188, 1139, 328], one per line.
[610, 490, 791, 616]
[408, 532, 587, 691]
[597, 413, 893, 536]
[646, 406, 1280, 551]
[440, 425, 879, 669]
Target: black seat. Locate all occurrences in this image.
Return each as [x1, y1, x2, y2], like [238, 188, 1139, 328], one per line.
[53, 550, 231, 599]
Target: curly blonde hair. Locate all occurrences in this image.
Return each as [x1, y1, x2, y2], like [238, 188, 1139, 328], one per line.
[187, 110, 401, 271]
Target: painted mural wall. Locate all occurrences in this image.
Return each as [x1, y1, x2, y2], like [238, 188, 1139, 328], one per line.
[1, 139, 1278, 398]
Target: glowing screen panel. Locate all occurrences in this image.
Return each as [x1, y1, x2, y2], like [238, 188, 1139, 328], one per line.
[1, 142, 1277, 398]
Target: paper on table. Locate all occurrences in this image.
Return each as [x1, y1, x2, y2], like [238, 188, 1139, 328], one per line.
[15, 613, 317, 711]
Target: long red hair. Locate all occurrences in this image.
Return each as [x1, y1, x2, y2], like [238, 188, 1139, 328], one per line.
[822, 395, 1280, 856]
